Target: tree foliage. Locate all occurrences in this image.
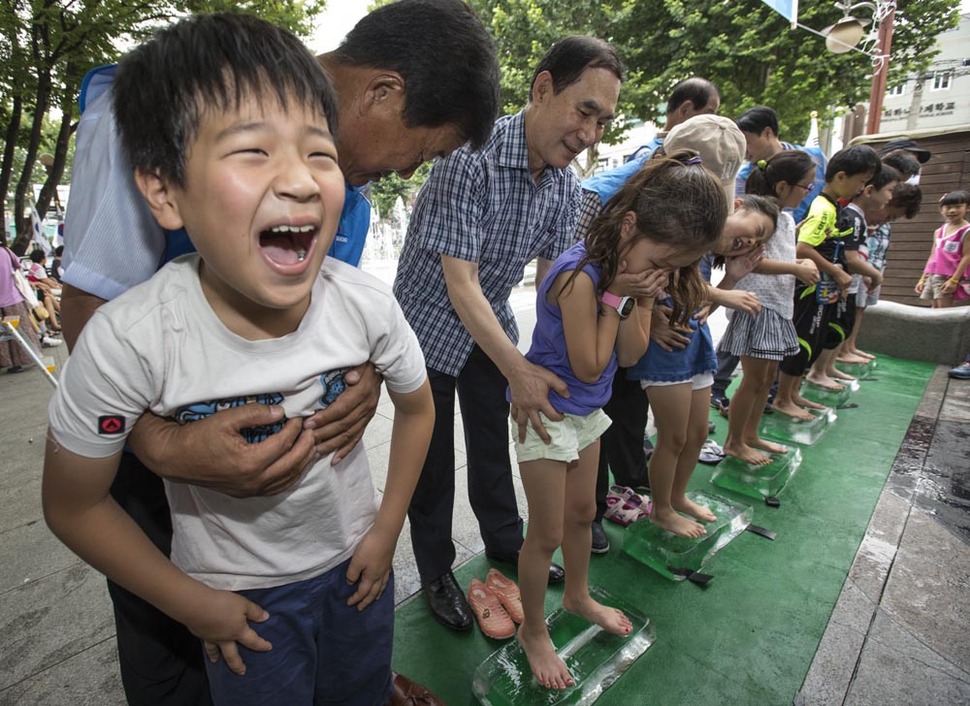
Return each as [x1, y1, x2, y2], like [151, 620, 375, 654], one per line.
[0, 0, 324, 252]
[468, 0, 959, 153]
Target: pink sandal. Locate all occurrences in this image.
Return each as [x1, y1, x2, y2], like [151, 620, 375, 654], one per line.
[484, 568, 524, 623]
[467, 578, 515, 639]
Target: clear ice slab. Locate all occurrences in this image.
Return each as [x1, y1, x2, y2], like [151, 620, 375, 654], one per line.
[799, 379, 857, 407]
[622, 490, 753, 582]
[760, 406, 837, 446]
[471, 586, 654, 706]
[711, 445, 802, 500]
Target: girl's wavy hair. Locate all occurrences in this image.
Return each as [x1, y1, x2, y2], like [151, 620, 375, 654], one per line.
[745, 150, 816, 201]
[572, 149, 727, 325]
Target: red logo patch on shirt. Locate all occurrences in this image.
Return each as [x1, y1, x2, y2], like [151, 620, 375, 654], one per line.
[98, 415, 125, 435]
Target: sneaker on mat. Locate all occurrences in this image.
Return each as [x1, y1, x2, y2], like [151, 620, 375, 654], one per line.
[42, 335, 62, 347]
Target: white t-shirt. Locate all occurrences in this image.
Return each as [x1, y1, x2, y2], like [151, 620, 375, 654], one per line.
[49, 255, 427, 591]
[736, 211, 797, 319]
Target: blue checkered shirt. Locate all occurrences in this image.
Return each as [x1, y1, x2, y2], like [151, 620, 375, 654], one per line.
[394, 111, 580, 376]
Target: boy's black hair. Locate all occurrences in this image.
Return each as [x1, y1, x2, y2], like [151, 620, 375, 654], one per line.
[54, 245, 64, 256]
[825, 145, 881, 182]
[735, 106, 779, 137]
[940, 190, 970, 207]
[666, 77, 719, 115]
[29, 249, 46, 263]
[865, 164, 902, 192]
[114, 13, 338, 186]
[332, 0, 499, 150]
[888, 183, 922, 219]
[530, 36, 623, 97]
[881, 150, 921, 180]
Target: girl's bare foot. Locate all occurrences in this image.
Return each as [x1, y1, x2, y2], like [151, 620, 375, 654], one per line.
[562, 594, 633, 636]
[828, 367, 856, 381]
[723, 439, 771, 465]
[772, 400, 814, 420]
[672, 496, 717, 523]
[792, 392, 826, 410]
[748, 436, 788, 455]
[805, 372, 845, 391]
[518, 626, 574, 690]
[649, 507, 706, 538]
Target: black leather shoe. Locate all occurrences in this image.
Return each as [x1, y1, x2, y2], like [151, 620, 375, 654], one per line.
[423, 571, 473, 631]
[386, 672, 444, 706]
[484, 550, 565, 584]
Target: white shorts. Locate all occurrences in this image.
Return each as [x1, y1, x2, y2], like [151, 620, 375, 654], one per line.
[512, 409, 612, 464]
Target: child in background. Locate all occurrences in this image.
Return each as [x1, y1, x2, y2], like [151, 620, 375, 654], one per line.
[810, 163, 900, 381]
[514, 153, 727, 689]
[916, 190, 970, 307]
[42, 14, 434, 705]
[773, 146, 880, 419]
[841, 182, 922, 360]
[719, 151, 819, 465]
[627, 192, 778, 537]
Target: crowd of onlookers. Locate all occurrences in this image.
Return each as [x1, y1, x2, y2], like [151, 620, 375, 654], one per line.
[0, 242, 63, 373]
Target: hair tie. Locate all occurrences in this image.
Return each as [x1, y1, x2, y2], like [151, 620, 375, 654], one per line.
[687, 156, 703, 166]
[756, 159, 768, 171]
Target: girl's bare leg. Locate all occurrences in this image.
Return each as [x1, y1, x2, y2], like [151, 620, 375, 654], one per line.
[517, 458, 572, 690]
[646, 383, 706, 537]
[560, 441, 631, 636]
[723, 356, 772, 465]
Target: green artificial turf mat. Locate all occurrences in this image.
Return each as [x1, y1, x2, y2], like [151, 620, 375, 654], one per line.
[389, 355, 934, 705]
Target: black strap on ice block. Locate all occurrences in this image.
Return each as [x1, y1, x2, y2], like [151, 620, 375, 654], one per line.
[746, 523, 777, 541]
[668, 566, 714, 587]
[765, 496, 781, 507]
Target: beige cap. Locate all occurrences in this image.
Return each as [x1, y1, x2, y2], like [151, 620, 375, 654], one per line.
[663, 114, 745, 205]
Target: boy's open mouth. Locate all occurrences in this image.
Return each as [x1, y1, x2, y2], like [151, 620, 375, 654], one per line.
[259, 224, 317, 266]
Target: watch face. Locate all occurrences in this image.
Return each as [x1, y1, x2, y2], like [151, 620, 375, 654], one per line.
[619, 297, 635, 318]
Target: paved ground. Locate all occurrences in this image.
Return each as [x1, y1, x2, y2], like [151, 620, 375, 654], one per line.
[1, 266, 967, 704]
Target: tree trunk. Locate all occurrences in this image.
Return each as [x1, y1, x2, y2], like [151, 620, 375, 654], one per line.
[0, 95, 23, 247]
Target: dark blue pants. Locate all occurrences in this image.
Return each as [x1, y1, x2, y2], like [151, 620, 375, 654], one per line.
[408, 345, 524, 582]
[205, 560, 394, 706]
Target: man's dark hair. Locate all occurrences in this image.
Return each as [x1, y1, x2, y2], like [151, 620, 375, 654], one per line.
[825, 145, 881, 181]
[880, 150, 921, 180]
[666, 77, 719, 115]
[29, 249, 46, 263]
[332, 0, 499, 150]
[888, 183, 922, 219]
[115, 13, 338, 187]
[735, 106, 779, 137]
[529, 36, 623, 97]
[865, 164, 901, 192]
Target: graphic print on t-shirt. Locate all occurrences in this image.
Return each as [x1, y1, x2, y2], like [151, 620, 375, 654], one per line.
[172, 368, 351, 444]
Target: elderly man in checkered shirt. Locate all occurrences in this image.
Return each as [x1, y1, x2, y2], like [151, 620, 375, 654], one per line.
[393, 35, 623, 631]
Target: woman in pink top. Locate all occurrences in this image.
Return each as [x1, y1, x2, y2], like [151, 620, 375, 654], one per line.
[916, 190, 970, 308]
[0, 243, 43, 371]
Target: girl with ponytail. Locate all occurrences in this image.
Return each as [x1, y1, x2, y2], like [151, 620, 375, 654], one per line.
[513, 151, 725, 690]
[719, 150, 820, 460]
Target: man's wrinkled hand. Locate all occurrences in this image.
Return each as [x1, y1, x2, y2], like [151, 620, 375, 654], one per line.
[130, 405, 315, 498]
[303, 363, 382, 464]
[508, 363, 567, 444]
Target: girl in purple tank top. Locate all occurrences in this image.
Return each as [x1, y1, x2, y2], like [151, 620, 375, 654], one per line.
[915, 190, 970, 307]
[514, 153, 726, 691]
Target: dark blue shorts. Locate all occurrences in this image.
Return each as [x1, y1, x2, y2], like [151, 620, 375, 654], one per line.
[205, 558, 394, 706]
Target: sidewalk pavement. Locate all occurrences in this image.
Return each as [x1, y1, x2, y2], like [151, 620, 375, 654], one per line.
[1, 276, 968, 704]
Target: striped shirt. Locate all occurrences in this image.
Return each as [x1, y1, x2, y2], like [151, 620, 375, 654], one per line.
[394, 111, 580, 376]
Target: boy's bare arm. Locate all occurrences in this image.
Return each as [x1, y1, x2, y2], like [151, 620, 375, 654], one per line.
[42, 438, 271, 673]
[796, 242, 853, 287]
[345, 380, 435, 610]
[844, 251, 883, 286]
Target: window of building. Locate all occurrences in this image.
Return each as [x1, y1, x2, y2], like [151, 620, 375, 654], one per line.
[886, 84, 905, 96]
[931, 71, 952, 91]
